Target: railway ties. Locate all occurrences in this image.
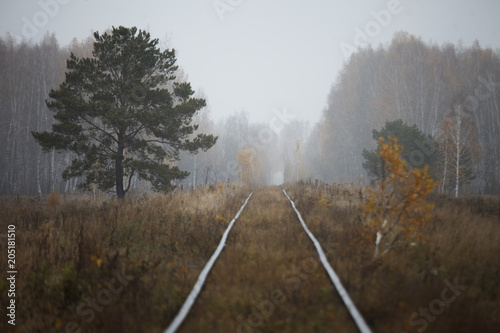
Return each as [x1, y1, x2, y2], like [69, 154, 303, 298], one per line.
[165, 187, 371, 333]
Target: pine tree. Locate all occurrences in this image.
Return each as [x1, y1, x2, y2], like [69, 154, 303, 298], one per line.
[32, 26, 216, 198]
[362, 119, 437, 180]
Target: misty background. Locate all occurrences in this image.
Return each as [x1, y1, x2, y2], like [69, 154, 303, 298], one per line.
[1, 0, 500, 195]
[2, 0, 500, 123]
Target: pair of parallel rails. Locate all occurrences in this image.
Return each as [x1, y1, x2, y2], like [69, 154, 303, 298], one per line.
[165, 190, 371, 333]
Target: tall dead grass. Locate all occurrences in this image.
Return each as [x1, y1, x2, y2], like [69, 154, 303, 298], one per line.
[1, 183, 498, 332]
[286, 182, 500, 332]
[178, 187, 358, 333]
[0, 185, 249, 333]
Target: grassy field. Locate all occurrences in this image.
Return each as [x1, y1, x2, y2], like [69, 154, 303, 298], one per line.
[0, 185, 250, 333]
[1, 183, 499, 332]
[286, 182, 500, 333]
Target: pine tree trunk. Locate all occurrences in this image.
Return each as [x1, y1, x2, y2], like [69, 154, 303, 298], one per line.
[116, 139, 125, 199]
[51, 150, 56, 191]
[193, 155, 197, 189]
[36, 151, 42, 195]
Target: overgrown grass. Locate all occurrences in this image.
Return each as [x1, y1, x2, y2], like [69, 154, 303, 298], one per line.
[1, 183, 499, 332]
[0, 185, 249, 333]
[178, 187, 358, 333]
[286, 182, 500, 332]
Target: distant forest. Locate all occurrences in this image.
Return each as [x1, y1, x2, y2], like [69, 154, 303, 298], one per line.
[1, 31, 499, 195]
[308, 32, 500, 195]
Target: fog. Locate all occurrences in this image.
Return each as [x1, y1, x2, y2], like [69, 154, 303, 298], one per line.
[2, 0, 500, 124]
[1, 0, 500, 195]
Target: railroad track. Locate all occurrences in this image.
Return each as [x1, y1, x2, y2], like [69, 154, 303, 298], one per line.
[164, 190, 371, 333]
[165, 192, 253, 333]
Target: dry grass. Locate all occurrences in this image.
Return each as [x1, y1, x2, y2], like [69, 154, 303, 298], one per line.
[0, 185, 249, 333]
[286, 182, 500, 333]
[47, 190, 62, 207]
[179, 187, 357, 333]
[1, 183, 498, 332]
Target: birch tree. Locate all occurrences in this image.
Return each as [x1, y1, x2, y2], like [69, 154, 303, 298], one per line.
[437, 104, 481, 197]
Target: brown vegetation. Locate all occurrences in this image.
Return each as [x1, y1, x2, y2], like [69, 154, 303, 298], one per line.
[287, 181, 500, 332]
[0, 185, 249, 333]
[1, 183, 499, 332]
[179, 187, 357, 333]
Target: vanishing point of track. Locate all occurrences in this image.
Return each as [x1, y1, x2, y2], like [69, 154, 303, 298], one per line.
[165, 187, 371, 333]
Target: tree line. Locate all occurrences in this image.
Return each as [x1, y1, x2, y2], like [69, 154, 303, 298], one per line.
[308, 32, 500, 195]
[0, 33, 89, 195]
[0, 30, 309, 196]
[2, 30, 499, 196]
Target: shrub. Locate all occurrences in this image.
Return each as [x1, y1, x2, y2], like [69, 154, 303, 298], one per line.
[363, 137, 437, 259]
[47, 190, 61, 207]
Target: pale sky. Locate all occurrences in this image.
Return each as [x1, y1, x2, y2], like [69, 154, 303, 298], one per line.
[1, 0, 500, 124]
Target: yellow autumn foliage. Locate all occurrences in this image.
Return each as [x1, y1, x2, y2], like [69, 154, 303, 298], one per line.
[236, 147, 260, 184]
[364, 137, 437, 258]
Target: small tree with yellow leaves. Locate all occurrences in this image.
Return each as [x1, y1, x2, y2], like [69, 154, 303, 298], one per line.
[236, 147, 260, 185]
[363, 137, 437, 259]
